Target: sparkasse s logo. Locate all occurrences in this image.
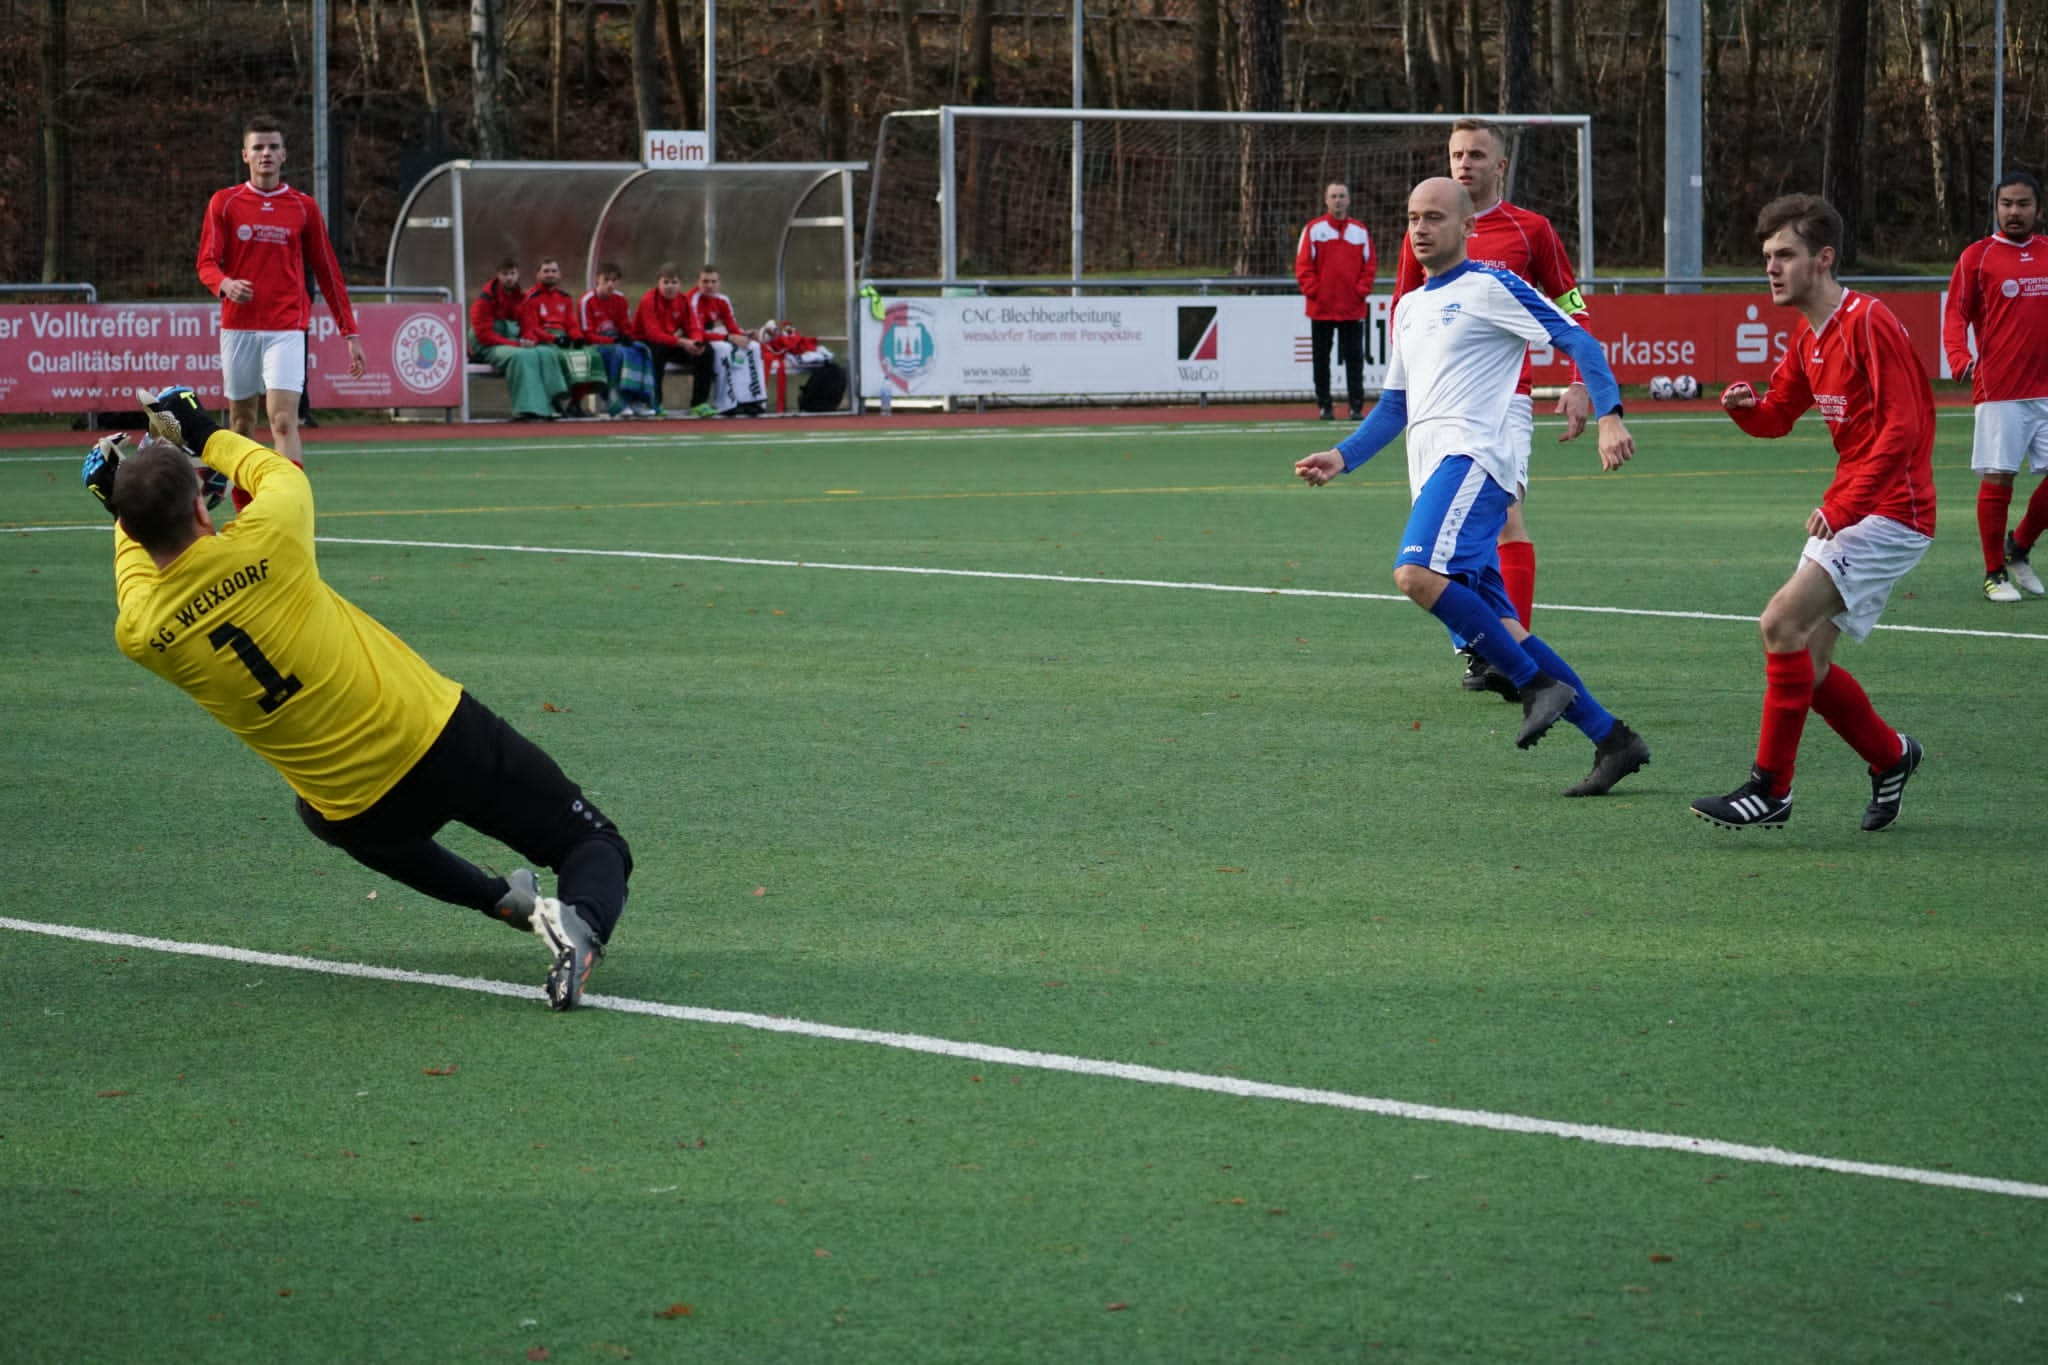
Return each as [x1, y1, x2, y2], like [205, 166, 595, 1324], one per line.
[1176, 306, 1220, 382]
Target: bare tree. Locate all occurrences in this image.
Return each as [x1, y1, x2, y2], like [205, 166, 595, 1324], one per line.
[661, 0, 697, 130]
[549, 0, 566, 156]
[471, 0, 511, 157]
[408, 0, 439, 112]
[631, 0, 662, 142]
[1233, 0, 1284, 276]
[1549, 0, 1578, 108]
[1910, 0, 1954, 248]
[1400, 0, 1439, 111]
[816, 0, 850, 158]
[1193, 0, 1220, 109]
[40, 0, 69, 283]
[1822, 0, 1870, 265]
[1460, 0, 1483, 109]
[896, 0, 922, 93]
[1499, 0, 1535, 111]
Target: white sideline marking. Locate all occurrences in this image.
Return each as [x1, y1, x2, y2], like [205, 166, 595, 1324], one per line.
[10, 523, 2048, 641]
[4, 912, 2042, 1202]
[324, 535, 2048, 643]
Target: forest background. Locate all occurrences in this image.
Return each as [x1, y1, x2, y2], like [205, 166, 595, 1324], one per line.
[3, 0, 2044, 299]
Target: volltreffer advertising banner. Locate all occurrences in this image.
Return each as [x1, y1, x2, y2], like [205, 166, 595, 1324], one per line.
[861, 291, 1951, 400]
[0, 303, 466, 412]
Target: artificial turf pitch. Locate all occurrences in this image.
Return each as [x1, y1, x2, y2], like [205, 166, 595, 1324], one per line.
[3, 410, 2044, 1361]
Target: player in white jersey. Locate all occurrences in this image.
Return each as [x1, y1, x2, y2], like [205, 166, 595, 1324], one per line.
[1294, 178, 1650, 796]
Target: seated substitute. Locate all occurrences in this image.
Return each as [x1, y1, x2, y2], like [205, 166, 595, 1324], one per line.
[517, 256, 604, 417]
[579, 263, 659, 418]
[687, 265, 769, 417]
[83, 386, 631, 1009]
[469, 258, 573, 421]
[630, 263, 712, 417]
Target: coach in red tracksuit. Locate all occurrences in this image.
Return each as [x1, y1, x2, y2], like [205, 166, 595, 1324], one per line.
[1294, 182, 1377, 421]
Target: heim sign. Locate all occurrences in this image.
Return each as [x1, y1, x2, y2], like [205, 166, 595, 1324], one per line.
[643, 130, 711, 168]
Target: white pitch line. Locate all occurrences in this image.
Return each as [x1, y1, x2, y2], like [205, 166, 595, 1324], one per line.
[320, 534, 2048, 643]
[3, 912, 2042, 1202]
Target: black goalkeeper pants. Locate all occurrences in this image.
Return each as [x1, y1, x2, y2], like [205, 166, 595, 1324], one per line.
[1310, 318, 1365, 409]
[296, 692, 633, 942]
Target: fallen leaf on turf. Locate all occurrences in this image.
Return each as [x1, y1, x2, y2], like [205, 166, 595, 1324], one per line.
[542, 702, 566, 713]
[1105, 1302, 1129, 1312]
[814, 1247, 832, 1258]
[1216, 866, 1244, 874]
[1650, 1253, 1674, 1263]
[365, 890, 378, 901]
[96, 1090, 129, 1099]
[423, 1064, 459, 1076]
[752, 886, 767, 896]
[655, 1303, 694, 1319]
[527, 1349, 550, 1361]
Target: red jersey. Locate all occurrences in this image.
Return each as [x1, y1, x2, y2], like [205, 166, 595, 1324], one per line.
[687, 288, 743, 342]
[1393, 199, 1585, 391]
[631, 288, 692, 347]
[518, 284, 585, 346]
[1941, 233, 2048, 402]
[1293, 214, 1376, 321]
[196, 181, 359, 336]
[1730, 290, 1937, 538]
[469, 279, 527, 351]
[579, 289, 633, 343]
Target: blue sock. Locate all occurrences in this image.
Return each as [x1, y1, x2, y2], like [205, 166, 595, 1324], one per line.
[1520, 635, 1616, 742]
[1427, 581, 1537, 686]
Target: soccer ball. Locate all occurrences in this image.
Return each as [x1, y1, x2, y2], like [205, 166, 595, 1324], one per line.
[1648, 375, 1675, 401]
[1672, 374, 1701, 400]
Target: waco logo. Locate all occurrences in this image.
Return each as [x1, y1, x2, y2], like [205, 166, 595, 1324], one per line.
[393, 312, 459, 395]
[878, 302, 937, 392]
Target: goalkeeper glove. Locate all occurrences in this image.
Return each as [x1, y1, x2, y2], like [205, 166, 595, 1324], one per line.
[140, 385, 221, 451]
[83, 433, 127, 517]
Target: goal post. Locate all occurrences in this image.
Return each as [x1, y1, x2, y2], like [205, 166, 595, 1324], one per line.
[862, 107, 1594, 289]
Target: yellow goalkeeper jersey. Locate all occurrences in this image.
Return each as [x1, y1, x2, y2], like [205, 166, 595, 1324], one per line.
[113, 431, 462, 820]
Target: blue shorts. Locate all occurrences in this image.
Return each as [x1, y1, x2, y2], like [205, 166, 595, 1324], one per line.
[1395, 456, 1519, 620]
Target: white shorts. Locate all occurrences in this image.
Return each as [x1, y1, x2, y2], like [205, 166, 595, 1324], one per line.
[707, 339, 767, 411]
[1801, 514, 1933, 643]
[1507, 392, 1534, 499]
[1969, 397, 2048, 475]
[220, 329, 307, 402]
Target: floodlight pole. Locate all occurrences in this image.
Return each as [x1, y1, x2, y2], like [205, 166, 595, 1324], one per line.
[704, 0, 718, 162]
[313, 0, 330, 222]
[1071, 1, 1084, 295]
[1663, 0, 1703, 293]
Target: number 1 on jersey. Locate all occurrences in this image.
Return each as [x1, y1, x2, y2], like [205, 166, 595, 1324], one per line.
[207, 622, 304, 713]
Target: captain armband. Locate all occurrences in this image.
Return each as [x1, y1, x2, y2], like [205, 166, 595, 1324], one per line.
[1553, 286, 1587, 316]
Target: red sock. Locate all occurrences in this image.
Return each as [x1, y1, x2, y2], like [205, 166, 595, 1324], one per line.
[1755, 649, 1814, 796]
[1498, 539, 1536, 629]
[229, 452, 303, 511]
[2015, 479, 2048, 555]
[1977, 481, 2014, 574]
[1810, 664, 1903, 771]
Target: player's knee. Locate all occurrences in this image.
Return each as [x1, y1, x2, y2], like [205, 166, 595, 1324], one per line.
[1391, 563, 1436, 601]
[1981, 470, 2017, 488]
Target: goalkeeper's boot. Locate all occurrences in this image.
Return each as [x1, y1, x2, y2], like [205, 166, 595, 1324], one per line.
[1513, 673, 1576, 749]
[490, 869, 541, 933]
[2006, 533, 2045, 595]
[535, 897, 605, 1010]
[1562, 721, 1651, 797]
[1861, 734, 1923, 832]
[1690, 767, 1792, 830]
[141, 385, 222, 451]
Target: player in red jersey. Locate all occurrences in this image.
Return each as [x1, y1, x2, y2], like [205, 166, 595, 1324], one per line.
[1692, 195, 1935, 833]
[686, 266, 769, 416]
[195, 115, 365, 489]
[1942, 172, 2048, 602]
[630, 263, 710, 416]
[1393, 119, 1595, 699]
[579, 263, 659, 417]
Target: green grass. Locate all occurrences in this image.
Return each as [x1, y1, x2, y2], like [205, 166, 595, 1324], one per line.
[4, 412, 2046, 1361]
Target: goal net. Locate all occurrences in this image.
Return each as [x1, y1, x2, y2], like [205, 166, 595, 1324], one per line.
[862, 108, 1592, 286]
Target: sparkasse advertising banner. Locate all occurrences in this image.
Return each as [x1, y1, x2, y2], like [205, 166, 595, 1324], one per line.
[859, 291, 1951, 401]
[0, 303, 467, 412]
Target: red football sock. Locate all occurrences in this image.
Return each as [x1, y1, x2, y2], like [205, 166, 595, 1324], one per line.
[1497, 539, 1536, 629]
[1977, 481, 2014, 574]
[2015, 479, 2048, 555]
[1755, 649, 1814, 796]
[229, 452, 303, 512]
[1810, 664, 1904, 772]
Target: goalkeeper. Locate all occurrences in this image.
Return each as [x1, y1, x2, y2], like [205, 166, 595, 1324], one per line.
[83, 387, 630, 1010]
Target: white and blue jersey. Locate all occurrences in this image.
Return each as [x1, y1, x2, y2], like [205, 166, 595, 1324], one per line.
[1337, 260, 1622, 500]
